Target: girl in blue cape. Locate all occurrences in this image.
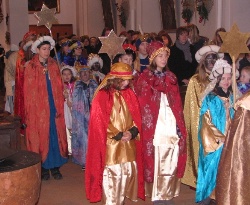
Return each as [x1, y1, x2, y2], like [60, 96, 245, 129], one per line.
[196, 59, 240, 205]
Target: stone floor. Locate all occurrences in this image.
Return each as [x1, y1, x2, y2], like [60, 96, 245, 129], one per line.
[38, 160, 196, 205]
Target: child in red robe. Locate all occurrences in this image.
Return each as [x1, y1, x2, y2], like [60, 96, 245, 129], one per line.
[85, 62, 145, 204]
[24, 36, 68, 181]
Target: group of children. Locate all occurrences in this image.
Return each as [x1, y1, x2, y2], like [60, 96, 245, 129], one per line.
[9, 29, 250, 205]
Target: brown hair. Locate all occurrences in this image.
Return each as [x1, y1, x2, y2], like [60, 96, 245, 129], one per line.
[61, 68, 76, 83]
[149, 60, 169, 73]
[158, 30, 173, 48]
[212, 74, 233, 95]
[196, 53, 217, 92]
[176, 26, 189, 40]
[104, 78, 133, 90]
[187, 24, 200, 44]
[241, 66, 250, 76]
[211, 28, 226, 46]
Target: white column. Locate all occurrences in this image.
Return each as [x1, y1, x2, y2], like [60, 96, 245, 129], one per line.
[76, 0, 89, 36]
[136, 0, 142, 31]
[217, 0, 222, 28]
[83, 0, 88, 35]
[129, 0, 136, 30]
[9, 0, 29, 46]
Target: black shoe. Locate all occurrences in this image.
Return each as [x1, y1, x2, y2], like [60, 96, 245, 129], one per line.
[41, 167, 50, 181]
[50, 167, 63, 180]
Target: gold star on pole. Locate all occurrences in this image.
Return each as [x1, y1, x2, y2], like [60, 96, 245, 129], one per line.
[219, 23, 250, 107]
[34, 4, 58, 30]
[98, 30, 126, 60]
[219, 23, 250, 59]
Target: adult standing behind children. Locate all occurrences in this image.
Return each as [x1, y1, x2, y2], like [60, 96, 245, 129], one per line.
[24, 36, 68, 181]
[168, 26, 197, 86]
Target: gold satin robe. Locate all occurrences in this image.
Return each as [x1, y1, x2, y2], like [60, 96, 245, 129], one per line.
[216, 92, 250, 205]
[182, 74, 203, 188]
[102, 91, 139, 205]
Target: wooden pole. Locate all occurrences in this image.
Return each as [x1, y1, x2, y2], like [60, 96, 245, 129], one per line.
[232, 56, 236, 106]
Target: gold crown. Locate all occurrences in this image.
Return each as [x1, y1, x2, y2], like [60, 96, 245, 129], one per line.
[74, 62, 90, 73]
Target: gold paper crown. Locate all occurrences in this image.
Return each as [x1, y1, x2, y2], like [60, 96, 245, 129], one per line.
[69, 41, 84, 50]
[74, 62, 90, 73]
[60, 38, 71, 46]
[138, 33, 150, 41]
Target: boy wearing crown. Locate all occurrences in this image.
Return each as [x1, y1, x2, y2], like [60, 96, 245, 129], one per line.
[24, 36, 68, 181]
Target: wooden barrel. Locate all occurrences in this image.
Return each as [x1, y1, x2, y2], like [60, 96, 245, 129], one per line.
[0, 150, 41, 205]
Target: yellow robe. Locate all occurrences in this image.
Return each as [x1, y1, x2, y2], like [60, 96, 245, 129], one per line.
[182, 74, 206, 188]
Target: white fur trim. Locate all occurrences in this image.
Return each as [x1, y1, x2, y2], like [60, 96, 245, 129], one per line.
[31, 36, 55, 53]
[23, 41, 33, 51]
[195, 45, 224, 63]
[10, 44, 19, 51]
[87, 56, 103, 68]
[208, 59, 239, 81]
[60, 65, 78, 77]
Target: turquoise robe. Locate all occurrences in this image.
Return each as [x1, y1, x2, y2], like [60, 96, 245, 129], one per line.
[196, 93, 234, 202]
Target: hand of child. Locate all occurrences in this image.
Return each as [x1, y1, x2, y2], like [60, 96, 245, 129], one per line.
[66, 100, 72, 108]
[182, 79, 189, 85]
[63, 89, 69, 99]
[121, 131, 132, 142]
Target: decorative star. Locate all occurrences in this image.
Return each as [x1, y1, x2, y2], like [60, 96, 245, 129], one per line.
[219, 23, 250, 59]
[98, 30, 126, 61]
[34, 4, 58, 30]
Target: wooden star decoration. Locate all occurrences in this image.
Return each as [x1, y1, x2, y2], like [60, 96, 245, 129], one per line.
[34, 4, 58, 30]
[98, 30, 126, 60]
[219, 23, 250, 60]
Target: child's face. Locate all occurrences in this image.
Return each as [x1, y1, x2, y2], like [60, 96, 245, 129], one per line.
[74, 47, 82, 56]
[240, 69, 250, 84]
[204, 53, 217, 72]
[219, 73, 232, 92]
[120, 80, 129, 90]
[37, 44, 51, 61]
[62, 45, 70, 54]
[119, 54, 133, 67]
[62, 69, 73, 83]
[154, 50, 168, 70]
[80, 70, 90, 83]
[138, 42, 148, 55]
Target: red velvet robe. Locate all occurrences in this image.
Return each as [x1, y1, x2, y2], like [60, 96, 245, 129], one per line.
[14, 49, 26, 134]
[85, 88, 145, 202]
[23, 54, 68, 162]
[134, 69, 187, 182]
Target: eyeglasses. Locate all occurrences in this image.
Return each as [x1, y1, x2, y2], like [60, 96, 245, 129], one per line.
[75, 47, 82, 50]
